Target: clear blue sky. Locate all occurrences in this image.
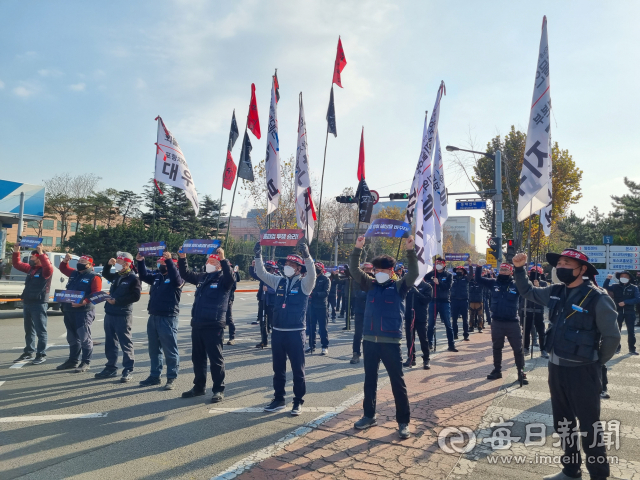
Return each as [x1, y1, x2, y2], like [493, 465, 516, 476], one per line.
[1, 0, 638, 251]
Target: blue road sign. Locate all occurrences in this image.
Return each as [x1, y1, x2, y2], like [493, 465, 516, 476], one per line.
[456, 200, 487, 211]
[603, 235, 614, 245]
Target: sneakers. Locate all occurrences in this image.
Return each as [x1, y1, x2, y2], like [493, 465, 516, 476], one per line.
[541, 350, 549, 359]
[164, 378, 176, 390]
[615, 345, 622, 354]
[630, 350, 640, 356]
[305, 347, 315, 354]
[251, 321, 259, 325]
[95, 368, 118, 379]
[518, 370, 529, 386]
[350, 353, 361, 364]
[14, 353, 33, 363]
[321, 348, 328, 355]
[182, 387, 205, 398]
[74, 362, 90, 373]
[523, 347, 530, 356]
[398, 423, 411, 439]
[56, 359, 79, 370]
[354, 416, 377, 430]
[478, 328, 483, 333]
[31, 354, 47, 365]
[463, 337, 470, 342]
[600, 390, 610, 399]
[447, 347, 459, 352]
[487, 369, 502, 380]
[256, 342, 267, 349]
[423, 360, 431, 370]
[139, 376, 162, 387]
[403, 358, 416, 368]
[291, 400, 302, 416]
[121, 371, 133, 383]
[211, 392, 224, 403]
[454, 334, 459, 340]
[264, 399, 286, 412]
[227, 339, 235, 346]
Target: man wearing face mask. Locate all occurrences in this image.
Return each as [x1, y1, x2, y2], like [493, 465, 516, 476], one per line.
[253, 240, 316, 416]
[450, 266, 471, 342]
[12, 245, 53, 365]
[178, 248, 236, 403]
[513, 250, 620, 480]
[519, 266, 548, 357]
[136, 251, 184, 390]
[57, 254, 102, 373]
[306, 262, 331, 355]
[603, 270, 640, 355]
[97, 252, 142, 382]
[425, 258, 457, 352]
[476, 260, 527, 384]
[350, 262, 373, 364]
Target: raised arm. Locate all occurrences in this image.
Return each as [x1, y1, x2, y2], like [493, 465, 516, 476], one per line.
[512, 253, 553, 306]
[298, 242, 316, 296]
[102, 262, 117, 282]
[136, 257, 156, 286]
[475, 265, 495, 287]
[400, 237, 419, 288]
[253, 242, 284, 291]
[177, 257, 204, 286]
[164, 255, 184, 287]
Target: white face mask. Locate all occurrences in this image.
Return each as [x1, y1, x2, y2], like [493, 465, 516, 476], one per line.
[435, 264, 444, 271]
[324, 272, 331, 278]
[205, 264, 218, 273]
[283, 265, 296, 277]
[375, 272, 390, 284]
[114, 263, 123, 272]
[620, 277, 630, 284]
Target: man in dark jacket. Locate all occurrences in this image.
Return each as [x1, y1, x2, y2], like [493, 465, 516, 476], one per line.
[349, 235, 418, 440]
[306, 262, 331, 355]
[450, 265, 470, 342]
[519, 266, 548, 357]
[482, 266, 494, 326]
[57, 254, 102, 373]
[603, 270, 640, 355]
[96, 252, 142, 382]
[136, 251, 184, 390]
[514, 250, 620, 480]
[225, 265, 242, 345]
[468, 272, 484, 333]
[476, 261, 526, 384]
[425, 258, 457, 352]
[178, 248, 236, 403]
[350, 262, 373, 364]
[253, 241, 316, 416]
[404, 277, 433, 369]
[328, 271, 339, 322]
[251, 261, 278, 348]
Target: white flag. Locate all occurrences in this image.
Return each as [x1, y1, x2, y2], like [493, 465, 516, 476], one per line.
[265, 75, 282, 215]
[410, 82, 445, 284]
[294, 94, 316, 242]
[539, 133, 553, 236]
[432, 132, 449, 256]
[517, 16, 551, 222]
[154, 116, 199, 215]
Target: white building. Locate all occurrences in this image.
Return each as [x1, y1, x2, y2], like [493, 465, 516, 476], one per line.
[443, 216, 476, 245]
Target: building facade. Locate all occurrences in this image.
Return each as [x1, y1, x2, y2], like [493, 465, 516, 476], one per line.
[443, 216, 476, 245]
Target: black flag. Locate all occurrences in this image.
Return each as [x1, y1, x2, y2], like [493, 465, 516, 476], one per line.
[227, 110, 239, 151]
[237, 131, 254, 181]
[326, 86, 337, 137]
[356, 178, 374, 223]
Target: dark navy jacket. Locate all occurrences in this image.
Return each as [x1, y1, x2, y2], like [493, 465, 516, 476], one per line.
[603, 279, 640, 314]
[272, 277, 308, 330]
[309, 274, 331, 309]
[64, 270, 98, 313]
[450, 273, 470, 301]
[21, 266, 49, 304]
[425, 270, 452, 303]
[102, 266, 141, 316]
[412, 280, 433, 319]
[468, 280, 484, 303]
[475, 266, 519, 322]
[137, 259, 184, 317]
[250, 265, 277, 307]
[363, 279, 409, 339]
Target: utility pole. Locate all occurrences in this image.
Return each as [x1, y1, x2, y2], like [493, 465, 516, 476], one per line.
[494, 150, 503, 262]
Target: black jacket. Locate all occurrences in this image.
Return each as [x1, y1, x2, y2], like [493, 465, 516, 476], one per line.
[425, 270, 452, 302]
[103, 266, 141, 316]
[309, 274, 331, 308]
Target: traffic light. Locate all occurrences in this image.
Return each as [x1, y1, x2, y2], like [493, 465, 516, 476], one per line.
[505, 239, 516, 263]
[389, 193, 409, 200]
[336, 195, 357, 203]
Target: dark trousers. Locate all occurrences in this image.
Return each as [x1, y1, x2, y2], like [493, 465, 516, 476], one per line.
[352, 312, 364, 355]
[521, 311, 545, 350]
[271, 329, 306, 403]
[191, 327, 225, 393]
[617, 310, 636, 352]
[226, 301, 236, 340]
[23, 302, 48, 355]
[427, 301, 455, 349]
[601, 364, 608, 392]
[308, 306, 329, 348]
[406, 312, 430, 362]
[363, 340, 410, 424]
[548, 362, 609, 478]
[491, 320, 524, 370]
[256, 297, 264, 323]
[469, 302, 484, 330]
[328, 295, 337, 319]
[483, 297, 492, 325]
[147, 315, 180, 379]
[63, 309, 94, 363]
[451, 299, 469, 339]
[104, 313, 134, 372]
[261, 304, 273, 345]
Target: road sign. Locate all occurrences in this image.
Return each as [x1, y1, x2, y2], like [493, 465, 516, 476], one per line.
[609, 263, 640, 270]
[577, 245, 607, 252]
[445, 253, 470, 262]
[609, 246, 640, 252]
[603, 235, 614, 245]
[370, 190, 380, 205]
[609, 252, 639, 259]
[487, 237, 499, 248]
[485, 248, 498, 268]
[584, 251, 607, 262]
[456, 200, 487, 210]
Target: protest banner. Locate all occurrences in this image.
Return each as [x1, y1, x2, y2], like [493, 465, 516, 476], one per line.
[19, 237, 43, 248]
[88, 291, 111, 305]
[138, 241, 165, 257]
[260, 229, 304, 247]
[364, 219, 411, 238]
[54, 290, 85, 304]
[445, 253, 470, 261]
[180, 239, 221, 254]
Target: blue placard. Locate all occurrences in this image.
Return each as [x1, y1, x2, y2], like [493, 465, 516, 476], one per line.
[445, 253, 470, 261]
[603, 235, 614, 245]
[456, 200, 487, 210]
[138, 241, 166, 257]
[88, 291, 111, 305]
[53, 289, 85, 304]
[180, 239, 221, 254]
[19, 237, 43, 248]
[364, 219, 411, 238]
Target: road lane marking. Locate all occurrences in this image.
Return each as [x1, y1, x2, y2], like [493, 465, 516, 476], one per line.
[58, 332, 68, 338]
[0, 381, 5, 388]
[0, 413, 108, 422]
[209, 407, 340, 414]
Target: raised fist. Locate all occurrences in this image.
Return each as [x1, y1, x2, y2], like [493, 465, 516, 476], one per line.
[512, 253, 527, 268]
[298, 241, 310, 259]
[405, 235, 415, 251]
[355, 236, 365, 249]
[254, 241, 262, 258]
[108, 258, 116, 266]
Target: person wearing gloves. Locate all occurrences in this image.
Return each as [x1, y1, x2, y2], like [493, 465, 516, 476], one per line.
[57, 254, 102, 373]
[425, 258, 457, 352]
[253, 241, 316, 416]
[603, 270, 640, 355]
[513, 250, 620, 480]
[349, 235, 418, 440]
[178, 248, 236, 403]
[450, 265, 470, 342]
[306, 262, 331, 355]
[136, 251, 184, 390]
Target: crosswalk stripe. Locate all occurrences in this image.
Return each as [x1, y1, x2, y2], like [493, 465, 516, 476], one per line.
[0, 413, 108, 422]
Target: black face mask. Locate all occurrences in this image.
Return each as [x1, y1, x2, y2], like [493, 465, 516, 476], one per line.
[556, 267, 580, 285]
[315, 269, 323, 276]
[497, 274, 511, 283]
[158, 265, 168, 274]
[76, 263, 88, 272]
[29, 259, 37, 267]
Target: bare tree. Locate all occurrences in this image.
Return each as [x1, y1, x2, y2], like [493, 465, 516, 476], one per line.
[318, 187, 356, 244]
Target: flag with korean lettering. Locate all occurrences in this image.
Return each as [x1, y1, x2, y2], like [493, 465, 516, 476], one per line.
[432, 132, 449, 255]
[154, 116, 199, 215]
[294, 94, 317, 241]
[517, 16, 551, 222]
[539, 133, 553, 235]
[265, 73, 282, 214]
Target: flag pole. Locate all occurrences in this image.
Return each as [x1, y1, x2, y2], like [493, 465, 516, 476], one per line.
[216, 177, 225, 240]
[224, 123, 248, 250]
[315, 124, 330, 259]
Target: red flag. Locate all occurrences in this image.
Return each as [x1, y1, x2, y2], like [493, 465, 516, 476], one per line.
[332, 37, 347, 88]
[223, 150, 237, 190]
[357, 127, 365, 181]
[247, 83, 261, 139]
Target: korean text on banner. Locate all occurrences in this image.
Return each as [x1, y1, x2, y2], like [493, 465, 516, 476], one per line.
[294, 95, 316, 241]
[138, 242, 165, 257]
[54, 290, 85, 304]
[89, 291, 111, 305]
[260, 229, 305, 247]
[265, 75, 282, 214]
[180, 239, 221, 255]
[364, 219, 411, 238]
[19, 237, 43, 248]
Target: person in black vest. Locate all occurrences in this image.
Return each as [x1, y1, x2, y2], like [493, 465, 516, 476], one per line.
[12, 245, 53, 364]
[57, 254, 102, 373]
[519, 266, 548, 357]
[482, 267, 493, 326]
[404, 277, 433, 370]
[350, 262, 373, 364]
[253, 241, 316, 416]
[468, 272, 484, 333]
[328, 271, 339, 322]
[96, 252, 141, 382]
[450, 265, 470, 342]
[514, 250, 620, 480]
[306, 262, 331, 355]
[251, 261, 278, 348]
[425, 258, 457, 352]
[225, 265, 241, 345]
[136, 251, 184, 390]
[178, 248, 235, 402]
[348, 235, 418, 439]
[603, 270, 640, 355]
[476, 261, 527, 384]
